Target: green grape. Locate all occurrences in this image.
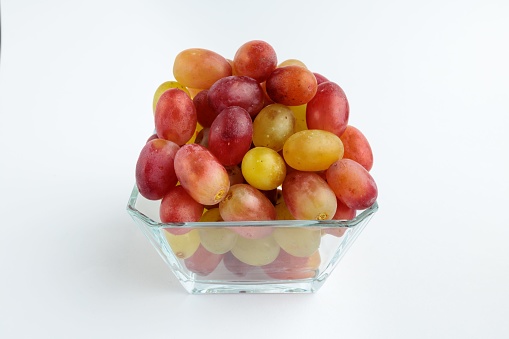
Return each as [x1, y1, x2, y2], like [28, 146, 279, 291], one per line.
[272, 227, 321, 257]
[199, 228, 238, 254]
[163, 229, 200, 259]
[289, 104, 307, 132]
[231, 235, 280, 266]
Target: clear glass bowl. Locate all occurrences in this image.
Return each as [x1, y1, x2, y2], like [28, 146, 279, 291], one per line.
[126, 185, 378, 294]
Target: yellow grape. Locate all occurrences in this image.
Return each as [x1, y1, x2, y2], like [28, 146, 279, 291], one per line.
[283, 129, 344, 171]
[152, 81, 190, 113]
[241, 147, 286, 191]
[231, 235, 280, 266]
[278, 59, 307, 68]
[272, 227, 321, 257]
[199, 208, 223, 222]
[163, 229, 200, 259]
[275, 198, 295, 220]
[289, 105, 307, 132]
[252, 104, 296, 152]
[199, 228, 238, 254]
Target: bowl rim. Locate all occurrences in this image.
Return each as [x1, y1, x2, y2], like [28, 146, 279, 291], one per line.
[126, 184, 378, 229]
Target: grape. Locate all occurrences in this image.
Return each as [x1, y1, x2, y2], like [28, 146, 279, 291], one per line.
[333, 198, 356, 220]
[193, 90, 219, 128]
[160, 185, 204, 235]
[219, 184, 276, 239]
[163, 229, 200, 259]
[266, 65, 318, 106]
[275, 198, 295, 220]
[135, 138, 179, 200]
[326, 158, 378, 210]
[152, 81, 190, 113]
[174, 144, 230, 206]
[260, 81, 275, 106]
[223, 251, 254, 277]
[219, 184, 276, 222]
[155, 88, 197, 146]
[289, 104, 308, 132]
[208, 106, 253, 166]
[340, 125, 374, 171]
[278, 59, 307, 68]
[208, 76, 264, 117]
[230, 234, 280, 266]
[199, 227, 238, 254]
[313, 72, 329, 85]
[272, 227, 321, 257]
[241, 147, 286, 191]
[173, 48, 232, 89]
[283, 129, 344, 171]
[306, 81, 349, 138]
[282, 171, 337, 220]
[194, 127, 210, 148]
[225, 165, 245, 186]
[184, 244, 224, 276]
[200, 208, 223, 222]
[233, 40, 277, 83]
[252, 104, 296, 152]
[262, 249, 320, 280]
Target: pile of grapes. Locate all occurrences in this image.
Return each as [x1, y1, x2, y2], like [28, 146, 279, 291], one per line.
[135, 40, 378, 279]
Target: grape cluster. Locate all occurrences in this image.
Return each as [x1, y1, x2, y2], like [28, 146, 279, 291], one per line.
[135, 40, 378, 279]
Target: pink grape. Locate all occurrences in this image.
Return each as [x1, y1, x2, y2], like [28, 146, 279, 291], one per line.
[160, 186, 204, 235]
[208, 106, 253, 166]
[208, 76, 264, 117]
[135, 139, 179, 200]
[155, 88, 197, 146]
[326, 158, 378, 210]
[340, 125, 374, 171]
[184, 244, 224, 276]
[306, 81, 349, 138]
[174, 144, 230, 206]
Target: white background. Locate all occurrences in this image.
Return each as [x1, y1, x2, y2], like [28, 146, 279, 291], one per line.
[1, 0, 508, 338]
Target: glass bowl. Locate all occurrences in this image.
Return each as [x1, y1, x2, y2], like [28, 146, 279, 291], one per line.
[126, 185, 378, 294]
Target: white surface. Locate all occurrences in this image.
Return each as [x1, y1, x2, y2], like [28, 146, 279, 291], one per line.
[1, 0, 508, 338]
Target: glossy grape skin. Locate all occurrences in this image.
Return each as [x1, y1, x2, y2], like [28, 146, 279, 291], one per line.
[155, 88, 197, 146]
[275, 198, 295, 220]
[199, 227, 238, 254]
[272, 227, 321, 257]
[230, 234, 280, 266]
[208, 106, 253, 166]
[283, 129, 344, 171]
[184, 244, 224, 276]
[266, 65, 318, 106]
[174, 144, 230, 206]
[333, 198, 357, 220]
[223, 250, 254, 277]
[262, 249, 320, 280]
[193, 90, 219, 128]
[241, 147, 286, 191]
[208, 76, 264, 117]
[340, 125, 374, 171]
[163, 229, 200, 259]
[219, 184, 276, 239]
[306, 81, 349, 138]
[252, 104, 296, 152]
[326, 158, 378, 210]
[135, 139, 179, 200]
[282, 171, 337, 220]
[160, 186, 204, 235]
[173, 48, 232, 89]
[152, 81, 190, 113]
[233, 40, 278, 83]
